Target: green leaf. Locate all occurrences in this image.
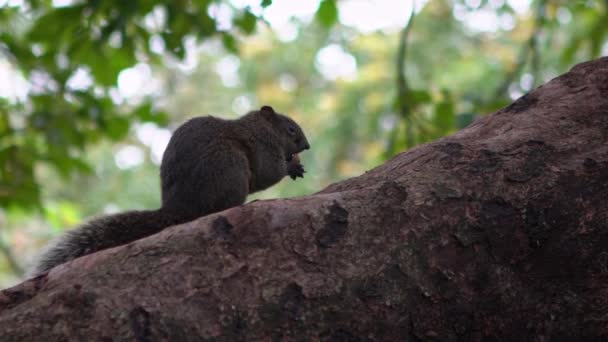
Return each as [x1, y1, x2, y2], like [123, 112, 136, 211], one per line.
[483, 99, 511, 113]
[72, 42, 135, 86]
[261, 0, 272, 7]
[134, 103, 169, 125]
[105, 116, 130, 140]
[234, 11, 257, 34]
[222, 33, 238, 54]
[409, 89, 432, 105]
[433, 101, 455, 132]
[27, 5, 85, 42]
[589, 19, 606, 57]
[44, 201, 82, 231]
[561, 39, 580, 65]
[0, 33, 37, 70]
[457, 112, 476, 129]
[196, 11, 217, 37]
[316, 0, 338, 29]
[162, 32, 186, 59]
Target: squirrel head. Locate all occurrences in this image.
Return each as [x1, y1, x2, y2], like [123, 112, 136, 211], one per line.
[259, 105, 310, 161]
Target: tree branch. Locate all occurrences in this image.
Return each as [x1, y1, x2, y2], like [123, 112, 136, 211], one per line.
[1, 57, 607, 340]
[494, 0, 546, 98]
[394, 1, 416, 150]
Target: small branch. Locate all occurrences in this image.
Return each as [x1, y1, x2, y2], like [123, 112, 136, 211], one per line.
[395, 2, 416, 118]
[494, 0, 546, 98]
[395, 1, 416, 148]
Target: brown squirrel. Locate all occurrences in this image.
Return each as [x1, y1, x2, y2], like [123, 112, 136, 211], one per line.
[31, 105, 309, 275]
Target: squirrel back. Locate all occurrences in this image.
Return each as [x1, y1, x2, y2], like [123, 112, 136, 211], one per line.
[30, 105, 309, 276]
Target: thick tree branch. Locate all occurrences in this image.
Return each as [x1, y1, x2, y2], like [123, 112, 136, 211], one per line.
[1, 57, 608, 340]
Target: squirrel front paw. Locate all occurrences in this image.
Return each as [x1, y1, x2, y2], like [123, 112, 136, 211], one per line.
[288, 162, 305, 179]
[287, 154, 305, 179]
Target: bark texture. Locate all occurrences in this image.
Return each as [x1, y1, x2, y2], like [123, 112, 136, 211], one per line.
[1, 57, 608, 341]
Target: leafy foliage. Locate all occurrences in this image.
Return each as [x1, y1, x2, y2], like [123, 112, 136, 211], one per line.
[0, 0, 263, 209]
[316, 0, 338, 29]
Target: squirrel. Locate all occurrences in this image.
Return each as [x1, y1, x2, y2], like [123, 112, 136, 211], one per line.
[30, 105, 309, 276]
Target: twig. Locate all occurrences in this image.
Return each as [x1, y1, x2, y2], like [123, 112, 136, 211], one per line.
[494, 0, 546, 98]
[395, 1, 416, 148]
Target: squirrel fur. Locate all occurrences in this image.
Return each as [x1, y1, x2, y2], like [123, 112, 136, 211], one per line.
[31, 105, 309, 276]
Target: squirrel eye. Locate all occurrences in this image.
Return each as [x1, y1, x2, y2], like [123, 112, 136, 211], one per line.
[288, 126, 296, 135]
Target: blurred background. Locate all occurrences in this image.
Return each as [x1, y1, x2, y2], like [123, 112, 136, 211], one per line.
[0, 0, 606, 287]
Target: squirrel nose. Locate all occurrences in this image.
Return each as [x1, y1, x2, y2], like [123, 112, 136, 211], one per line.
[303, 143, 310, 150]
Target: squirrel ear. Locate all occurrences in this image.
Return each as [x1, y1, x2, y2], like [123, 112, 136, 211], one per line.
[259, 105, 277, 121]
[260, 105, 275, 115]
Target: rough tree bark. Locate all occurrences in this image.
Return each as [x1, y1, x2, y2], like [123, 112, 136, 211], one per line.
[1, 57, 607, 341]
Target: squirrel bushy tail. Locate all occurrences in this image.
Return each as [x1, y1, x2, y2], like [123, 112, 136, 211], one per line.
[30, 209, 183, 276]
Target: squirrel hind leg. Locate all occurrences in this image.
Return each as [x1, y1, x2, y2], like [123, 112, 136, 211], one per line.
[203, 149, 250, 214]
